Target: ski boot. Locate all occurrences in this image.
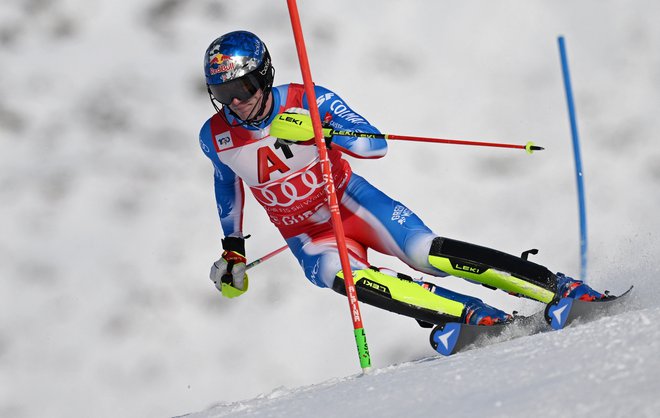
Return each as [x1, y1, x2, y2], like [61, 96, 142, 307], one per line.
[428, 291, 514, 356]
[555, 272, 607, 302]
[420, 281, 512, 326]
[462, 300, 513, 326]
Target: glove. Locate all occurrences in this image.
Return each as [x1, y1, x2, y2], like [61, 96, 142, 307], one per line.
[210, 236, 249, 298]
[274, 108, 333, 148]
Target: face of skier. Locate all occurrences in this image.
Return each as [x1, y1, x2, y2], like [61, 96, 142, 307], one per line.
[227, 87, 272, 122]
[207, 68, 273, 123]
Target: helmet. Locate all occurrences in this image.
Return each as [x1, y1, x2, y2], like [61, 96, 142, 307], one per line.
[204, 31, 274, 107]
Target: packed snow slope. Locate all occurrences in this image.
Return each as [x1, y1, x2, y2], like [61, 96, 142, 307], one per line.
[185, 303, 660, 418]
[1, 1, 659, 417]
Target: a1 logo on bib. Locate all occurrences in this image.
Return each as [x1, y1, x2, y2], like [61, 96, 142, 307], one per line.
[214, 132, 233, 151]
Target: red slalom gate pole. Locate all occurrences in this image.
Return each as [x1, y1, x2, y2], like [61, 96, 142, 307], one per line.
[286, 0, 371, 371]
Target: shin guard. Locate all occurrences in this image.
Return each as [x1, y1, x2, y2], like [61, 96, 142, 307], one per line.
[333, 268, 464, 325]
[428, 237, 557, 303]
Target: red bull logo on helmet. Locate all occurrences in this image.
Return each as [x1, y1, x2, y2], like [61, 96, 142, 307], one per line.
[209, 54, 235, 75]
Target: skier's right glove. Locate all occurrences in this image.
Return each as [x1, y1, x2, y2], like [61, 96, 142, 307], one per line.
[273, 108, 333, 148]
[210, 237, 249, 298]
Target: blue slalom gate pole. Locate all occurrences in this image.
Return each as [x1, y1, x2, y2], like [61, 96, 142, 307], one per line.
[558, 35, 588, 281]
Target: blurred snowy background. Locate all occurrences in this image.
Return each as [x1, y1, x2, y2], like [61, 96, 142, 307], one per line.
[1, 1, 659, 417]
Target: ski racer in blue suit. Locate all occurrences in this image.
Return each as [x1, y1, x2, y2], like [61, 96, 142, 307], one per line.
[199, 30, 607, 327]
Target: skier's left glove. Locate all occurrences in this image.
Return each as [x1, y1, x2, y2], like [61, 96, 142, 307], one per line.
[210, 236, 249, 298]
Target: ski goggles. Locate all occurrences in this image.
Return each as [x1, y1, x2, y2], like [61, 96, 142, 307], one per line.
[208, 74, 262, 105]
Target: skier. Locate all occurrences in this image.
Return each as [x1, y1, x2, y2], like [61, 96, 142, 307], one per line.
[199, 30, 607, 327]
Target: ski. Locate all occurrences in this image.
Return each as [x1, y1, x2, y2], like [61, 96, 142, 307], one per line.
[429, 310, 547, 356]
[545, 285, 634, 330]
[430, 286, 634, 356]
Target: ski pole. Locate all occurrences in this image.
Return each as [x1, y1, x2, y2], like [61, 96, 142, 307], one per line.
[333, 130, 543, 154]
[270, 112, 543, 154]
[246, 244, 288, 270]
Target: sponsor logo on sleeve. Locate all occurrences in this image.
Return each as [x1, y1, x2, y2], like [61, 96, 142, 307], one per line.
[391, 204, 413, 225]
[316, 93, 335, 107]
[329, 99, 367, 125]
[199, 139, 210, 153]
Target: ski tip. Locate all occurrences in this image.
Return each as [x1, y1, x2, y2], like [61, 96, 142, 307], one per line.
[430, 322, 462, 356]
[545, 298, 574, 330]
[601, 284, 634, 301]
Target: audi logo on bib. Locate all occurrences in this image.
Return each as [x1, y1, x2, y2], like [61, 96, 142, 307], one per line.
[251, 161, 326, 208]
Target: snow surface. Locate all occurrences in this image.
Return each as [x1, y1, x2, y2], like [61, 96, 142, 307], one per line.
[1, 1, 659, 417]
[185, 305, 660, 418]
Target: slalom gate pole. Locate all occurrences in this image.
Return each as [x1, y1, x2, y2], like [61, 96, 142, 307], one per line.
[246, 245, 289, 271]
[286, 0, 371, 371]
[558, 36, 588, 281]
